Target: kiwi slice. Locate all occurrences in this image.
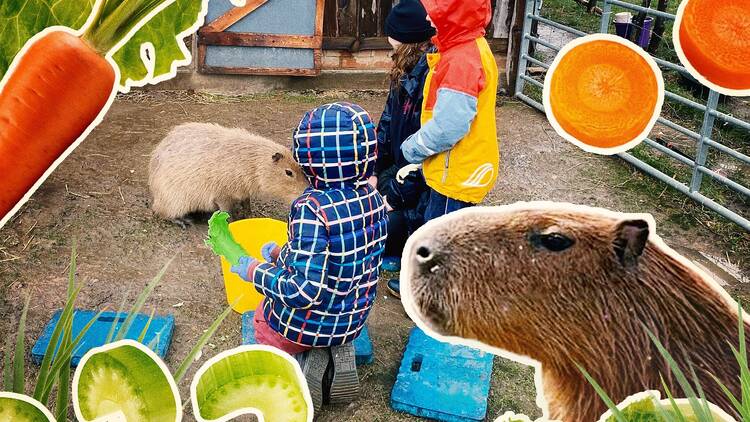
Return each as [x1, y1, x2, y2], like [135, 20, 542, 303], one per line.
[0, 393, 54, 422]
[191, 345, 312, 422]
[72, 340, 181, 422]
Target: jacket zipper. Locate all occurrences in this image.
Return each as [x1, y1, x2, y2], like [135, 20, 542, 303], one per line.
[442, 151, 451, 183]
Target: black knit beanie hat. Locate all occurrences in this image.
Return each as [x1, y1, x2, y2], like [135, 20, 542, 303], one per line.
[385, 0, 436, 44]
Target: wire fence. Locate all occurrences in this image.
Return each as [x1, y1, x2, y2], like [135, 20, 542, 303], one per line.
[514, 0, 750, 231]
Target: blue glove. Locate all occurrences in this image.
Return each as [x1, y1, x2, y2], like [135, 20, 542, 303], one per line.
[230, 256, 258, 281]
[261, 242, 280, 262]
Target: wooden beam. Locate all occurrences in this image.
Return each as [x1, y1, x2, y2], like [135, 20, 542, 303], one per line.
[203, 0, 268, 33]
[199, 32, 321, 49]
[505, 0, 525, 93]
[200, 62, 320, 76]
[323, 36, 392, 51]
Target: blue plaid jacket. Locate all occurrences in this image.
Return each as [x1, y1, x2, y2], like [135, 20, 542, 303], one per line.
[251, 102, 388, 347]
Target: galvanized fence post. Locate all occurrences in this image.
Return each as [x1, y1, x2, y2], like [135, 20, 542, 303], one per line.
[514, 0, 537, 97]
[690, 90, 721, 192]
[599, 0, 612, 33]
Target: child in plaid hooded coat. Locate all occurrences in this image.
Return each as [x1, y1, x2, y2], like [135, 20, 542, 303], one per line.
[230, 102, 388, 408]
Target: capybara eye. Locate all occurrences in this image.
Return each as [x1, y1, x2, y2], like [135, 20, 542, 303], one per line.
[531, 233, 575, 252]
[285, 169, 294, 177]
[540, 234, 574, 251]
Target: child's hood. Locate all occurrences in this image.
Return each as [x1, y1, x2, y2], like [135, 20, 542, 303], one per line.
[421, 0, 492, 50]
[292, 102, 378, 190]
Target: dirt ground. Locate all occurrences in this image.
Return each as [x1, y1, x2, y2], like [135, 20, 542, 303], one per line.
[0, 90, 747, 421]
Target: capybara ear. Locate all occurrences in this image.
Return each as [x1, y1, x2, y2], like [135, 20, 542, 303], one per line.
[613, 219, 650, 267]
[272, 152, 283, 163]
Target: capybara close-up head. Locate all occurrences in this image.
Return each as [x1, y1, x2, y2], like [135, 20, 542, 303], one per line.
[401, 202, 746, 421]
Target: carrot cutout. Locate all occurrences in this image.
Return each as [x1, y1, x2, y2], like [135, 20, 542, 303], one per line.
[674, 0, 750, 96]
[0, 0, 181, 226]
[543, 34, 664, 155]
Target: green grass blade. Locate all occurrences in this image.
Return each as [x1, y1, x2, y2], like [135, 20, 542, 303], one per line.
[54, 312, 73, 420]
[174, 304, 232, 383]
[115, 259, 172, 341]
[67, 239, 77, 296]
[661, 375, 689, 422]
[711, 374, 749, 420]
[33, 285, 82, 400]
[12, 296, 30, 394]
[106, 291, 130, 344]
[735, 304, 750, 410]
[138, 309, 156, 343]
[728, 345, 750, 415]
[687, 363, 714, 422]
[645, 327, 710, 420]
[575, 362, 628, 422]
[650, 390, 678, 422]
[147, 331, 162, 352]
[3, 339, 12, 391]
[40, 308, 108, 403]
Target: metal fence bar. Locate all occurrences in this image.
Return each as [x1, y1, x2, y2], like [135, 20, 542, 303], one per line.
[605, 0, 676, 19]
[710, 109, 750, 131]
[698, 167, 750, 198]
[517, 93, 544, 112]
[520, 75, 544, 89]
[657, 117, 700, 140]
[530, 15, 588, 37]
[513, 0, 750, 231]
[705, 140, 750, 166]
[522, 54, 550, 69]
[524, 34, 561, 51]
[619, 153, 750, 231]
[643, 138, 694, 167]
[690, 90, 721, 192]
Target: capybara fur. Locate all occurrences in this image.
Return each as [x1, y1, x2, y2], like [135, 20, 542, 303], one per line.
[402, 202, 747, 421]
[148, 123, 308, 223]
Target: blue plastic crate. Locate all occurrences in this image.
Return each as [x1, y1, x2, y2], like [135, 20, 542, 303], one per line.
[32, 309, 175, 366]
[391, 327, 494, 421]
[242, 311, 374, 365]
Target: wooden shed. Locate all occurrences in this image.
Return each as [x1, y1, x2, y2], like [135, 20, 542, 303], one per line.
[180, 0, 516, 91]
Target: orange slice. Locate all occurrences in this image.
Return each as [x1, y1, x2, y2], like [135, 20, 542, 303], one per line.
[674, 0, 750, 96]
[543, 34, 664, 155]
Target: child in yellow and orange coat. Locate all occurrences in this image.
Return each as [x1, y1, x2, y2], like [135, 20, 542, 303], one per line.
[388, 0, 500, 296]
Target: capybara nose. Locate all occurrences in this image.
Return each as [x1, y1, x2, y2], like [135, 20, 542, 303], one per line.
[415, 244, 434, 264]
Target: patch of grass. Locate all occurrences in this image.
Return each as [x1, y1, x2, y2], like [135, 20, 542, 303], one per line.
[490, 358, 540, 419]
[585, 150, 750, 274]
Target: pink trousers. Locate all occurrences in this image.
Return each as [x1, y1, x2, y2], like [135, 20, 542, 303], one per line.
[253, 301, 312, 355]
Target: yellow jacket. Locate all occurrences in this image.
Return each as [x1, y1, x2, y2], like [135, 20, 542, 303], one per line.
[401, 0, 499, 204]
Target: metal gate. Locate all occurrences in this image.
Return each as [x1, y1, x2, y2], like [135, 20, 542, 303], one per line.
[513, 0, 750, 231]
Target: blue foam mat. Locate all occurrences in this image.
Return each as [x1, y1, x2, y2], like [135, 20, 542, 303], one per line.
[391, 327, 494, 421]
[31, 309, 175, 366]
[242, 311, 374, 365]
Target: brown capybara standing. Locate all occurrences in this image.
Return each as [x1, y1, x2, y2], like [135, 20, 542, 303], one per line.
[148, 123, 309, 226]
[400, 201, 747, 421]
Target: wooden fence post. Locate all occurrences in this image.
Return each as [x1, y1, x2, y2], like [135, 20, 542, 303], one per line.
[505, 0, 526, 94]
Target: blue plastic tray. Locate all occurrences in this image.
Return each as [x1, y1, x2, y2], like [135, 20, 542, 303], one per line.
[31, 309, 175, 366]
[241, 311, 374, 365]
[391, 327, 494, 421]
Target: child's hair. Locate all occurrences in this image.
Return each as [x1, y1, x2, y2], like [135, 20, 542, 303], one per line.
[389, 41, 431, 86]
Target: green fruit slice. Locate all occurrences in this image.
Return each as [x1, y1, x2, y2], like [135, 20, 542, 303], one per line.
[598, 390, 737, 422]
[72, 340, 181, 422]
[0, 393, 55, 422]
[191, 345, 312, 422]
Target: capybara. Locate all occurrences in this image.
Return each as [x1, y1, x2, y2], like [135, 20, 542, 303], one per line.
[148, 123, 308, 225]
[400, 202, 747, 421]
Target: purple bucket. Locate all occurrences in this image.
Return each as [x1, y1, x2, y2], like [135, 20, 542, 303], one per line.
[636, 17, 654, 49]
[615, 21, 632, 39]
